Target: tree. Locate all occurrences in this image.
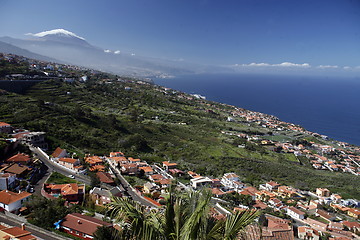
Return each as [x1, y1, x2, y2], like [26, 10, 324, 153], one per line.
[108, 188, 259, 240]
[93, 226, 121, 240]
[89, 172, 101, 188]
[26, 196, 80, 229]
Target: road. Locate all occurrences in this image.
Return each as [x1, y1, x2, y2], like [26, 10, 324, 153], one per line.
[106, 161, 158, 208]
[0, 214, 69, 240]
[30, 146, 91, 185]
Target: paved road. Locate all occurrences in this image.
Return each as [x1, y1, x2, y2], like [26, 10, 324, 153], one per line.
[31, 147, 91, 185]
[0, 214, 69, 240]
[107, 162, 157, 208]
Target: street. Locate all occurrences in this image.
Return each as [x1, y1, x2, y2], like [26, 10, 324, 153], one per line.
[0, 214, 69, 240]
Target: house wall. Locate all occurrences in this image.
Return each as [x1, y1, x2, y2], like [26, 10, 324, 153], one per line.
[61, 227, 93, 240]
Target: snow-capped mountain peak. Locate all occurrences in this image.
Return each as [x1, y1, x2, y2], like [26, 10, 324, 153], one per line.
[26, 29, 86, 40]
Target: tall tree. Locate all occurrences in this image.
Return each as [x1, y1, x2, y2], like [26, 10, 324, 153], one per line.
[108, 189, 259, 240]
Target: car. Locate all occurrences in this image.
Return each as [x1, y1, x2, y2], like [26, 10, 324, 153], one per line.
[68, 175, 75, 179]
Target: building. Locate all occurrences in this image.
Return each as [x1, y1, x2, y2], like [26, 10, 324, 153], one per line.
[85, 156, 103, 166]
[6, 153, 32, 164]
[138, 166, 154, 176]
[297, 226, 320, 240]
[347, 208, 360, 219]
[316, 188, 331, 197]
[265, 181, 280, 191]
[60, 213, 113, 240]
[107, 156, 127, 167]
[242, 215, 294, 240]
[0, 224, 37, 239]
[287, 206, 305, 220]
[17, 132, 48, 149]
[44, 183, 85, 203]
[51, 147, 68, 159]
[58, 158, 81, 171]
[0, 190, 32, 212]
[162, 161, 178, 171]
[221, 173, 243, 191]
[190, 176, 213, 189]
[0, 173, 16, 190]
[0, 122, 12, 134]
[96, 172, 115, 185]
[89, 187, 112, 206]
[2, 163, 31, 178]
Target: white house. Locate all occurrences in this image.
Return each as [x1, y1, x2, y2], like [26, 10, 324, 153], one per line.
[58, 158, 81, 171]
[220, 173, 243, 191]
[287, 206, 305, 220]
[0, 173, 16, 190]
[190, 177, 213, 189]
[0, 190, 32, 212]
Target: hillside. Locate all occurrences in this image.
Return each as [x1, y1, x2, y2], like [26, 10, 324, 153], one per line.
[0, 55, 359, 199]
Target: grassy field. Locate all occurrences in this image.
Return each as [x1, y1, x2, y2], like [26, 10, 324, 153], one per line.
[46, 172, 78, 184]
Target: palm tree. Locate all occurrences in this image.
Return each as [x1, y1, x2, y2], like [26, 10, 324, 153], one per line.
[108, 188, 259, 240]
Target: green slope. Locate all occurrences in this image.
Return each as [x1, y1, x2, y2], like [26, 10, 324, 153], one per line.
[0, 76, 359, 199]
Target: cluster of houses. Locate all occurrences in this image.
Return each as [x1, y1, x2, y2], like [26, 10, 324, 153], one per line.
[0, 123, 39, 214]
[221, 114, 360, 176]
[0, 53, 92, 82]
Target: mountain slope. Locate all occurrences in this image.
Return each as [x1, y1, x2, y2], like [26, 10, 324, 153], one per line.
[0, 40, 61, 63]
[0, 29, 199, 77]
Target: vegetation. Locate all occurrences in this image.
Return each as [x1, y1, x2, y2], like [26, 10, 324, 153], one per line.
[108, 189, 259, 240]
[46, 172, 78, 184]
[0, 59, 359, 199]
[26, 196, 81, 230]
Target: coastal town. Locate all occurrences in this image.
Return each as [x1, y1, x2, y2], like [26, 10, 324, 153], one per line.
[0, 53, 359, 239]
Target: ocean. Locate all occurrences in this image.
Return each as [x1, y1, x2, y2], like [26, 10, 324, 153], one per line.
[155, 73, 360, 146]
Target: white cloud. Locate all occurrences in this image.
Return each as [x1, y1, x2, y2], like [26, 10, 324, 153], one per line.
[131, 53, 136, 56]
[114, 50, 121, 54]
[276, 62, 310, 68]
[236, 62, 311, 68]
[104, 49, 111, 53]
[317, 65, 339, 69]
[343, 66, 351, 70]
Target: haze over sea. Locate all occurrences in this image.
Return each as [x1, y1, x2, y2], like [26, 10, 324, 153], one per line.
[156, 73, 360, 146]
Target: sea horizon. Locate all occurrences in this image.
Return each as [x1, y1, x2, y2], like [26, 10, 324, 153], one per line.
[155, 73, 360, 146]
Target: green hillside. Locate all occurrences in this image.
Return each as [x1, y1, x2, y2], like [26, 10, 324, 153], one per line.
[1, 68, 359, 199]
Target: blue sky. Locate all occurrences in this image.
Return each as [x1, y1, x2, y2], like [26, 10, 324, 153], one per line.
[0, 0, 359, 74]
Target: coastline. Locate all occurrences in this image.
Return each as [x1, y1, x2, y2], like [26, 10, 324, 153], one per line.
[155, 73, 360, 147]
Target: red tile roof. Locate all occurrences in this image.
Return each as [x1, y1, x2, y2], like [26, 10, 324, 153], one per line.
[51, 147, 65, 158]
[61, 213, 112, 236]
[0, 122, 10, 127]
[46, 183, 84, 196]
[162, 161, 177, 167]
[1, 226, 35, 239]
[6, 153, 31, 164]
[0, 190, 31, 205]
[4, 164, 30, 175]
[58, 158, 78, 164]
[89, 164, 106, 172]
[96, 172, 114, 184]
[85, 156, 103, 165]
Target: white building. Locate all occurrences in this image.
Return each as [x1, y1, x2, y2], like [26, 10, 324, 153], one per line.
[287, 206, 305, 220]
[0, 190, 32, 212]
[0, 173, 16, 190]
[221, 173, 243, 191]
[190, 177, 213, 189]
